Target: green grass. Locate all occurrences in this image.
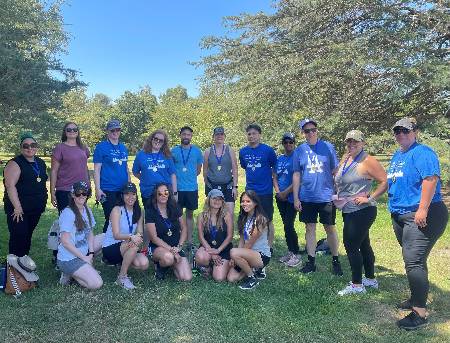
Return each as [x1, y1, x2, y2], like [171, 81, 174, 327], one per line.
[0, 157, 449, 342]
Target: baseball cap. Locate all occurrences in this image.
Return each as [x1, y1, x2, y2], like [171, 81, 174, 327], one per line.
[282, 132, 295, 141]
[122, 182, 138, 194]
[299, 118, 317, 129]
[71, 181, 90, 193]
[106, 119, 121, 131]
[208, 189, 225, 199]
[213, 127, 225, 135]
[344, 130, 364, 142]
[392, 118, 416, 131]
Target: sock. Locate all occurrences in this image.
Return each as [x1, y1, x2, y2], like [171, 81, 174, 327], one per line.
[307, 255, 315, 264]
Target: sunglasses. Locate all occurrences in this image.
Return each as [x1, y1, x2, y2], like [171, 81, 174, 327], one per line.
[157, 190, 170, 197]
[109, 128, 121, 133]
[65, 127, 79, 133]
[303, 128, 317, 134]
[153, 137, 164, 144]
[74, 192, 89, 197]
[283, 140, 295, 145]
[22, 143, 39, 149]
[393, 127, 411, 135]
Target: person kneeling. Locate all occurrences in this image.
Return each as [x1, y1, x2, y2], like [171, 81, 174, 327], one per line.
[145, 183, 192, 281]
[195, 189, 233, 281]
[102, 182, 149, 290]
[57, 181, 103, 290]
[227, 191, 271, 290]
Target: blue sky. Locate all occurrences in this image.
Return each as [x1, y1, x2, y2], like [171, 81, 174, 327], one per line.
[60, 1, 274, 100]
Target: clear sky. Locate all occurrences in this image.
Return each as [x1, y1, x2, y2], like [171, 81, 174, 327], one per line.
[60, 0, 274, 100]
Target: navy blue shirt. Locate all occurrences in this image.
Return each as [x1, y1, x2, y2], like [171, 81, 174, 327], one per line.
[239, 143, 277, 195]
[93, 140, 128, 191]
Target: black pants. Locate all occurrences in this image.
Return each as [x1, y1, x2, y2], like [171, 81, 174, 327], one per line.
[6, 211, 42, 257]
[55, 190, 71, 214]
[101, 191, 122, 233]
[342, 206, 377, 284]
[276, 198, 299, 254]
[391, 201, 448, 308]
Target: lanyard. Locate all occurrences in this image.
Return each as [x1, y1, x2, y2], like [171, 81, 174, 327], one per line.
[341, 150, 364, 176]
[243, 214, 255, 241]
[31, 160, 40, 178]
[212, 144, 225, 166]
[209, 219, 218, 241]
[180, 145, 192, 168]
[158, 208, 172, 229]
[124, 208, 134, 234]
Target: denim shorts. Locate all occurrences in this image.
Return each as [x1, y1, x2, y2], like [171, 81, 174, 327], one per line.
[57, 258, 87, 275]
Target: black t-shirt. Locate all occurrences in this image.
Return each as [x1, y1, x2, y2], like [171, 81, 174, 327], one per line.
[145, 204, 182, 247]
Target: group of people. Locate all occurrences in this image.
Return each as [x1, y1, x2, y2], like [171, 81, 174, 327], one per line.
[2, 117, 448, 330]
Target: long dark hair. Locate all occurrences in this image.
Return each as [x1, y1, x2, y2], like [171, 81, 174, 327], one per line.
[237, 190, 268, 236]
[116, 193, 141, 224]
[68, 196, 93, 231]
[150, 182, 179, 220]
[61, 122, 85, 149]
[143, 130, 172, 158]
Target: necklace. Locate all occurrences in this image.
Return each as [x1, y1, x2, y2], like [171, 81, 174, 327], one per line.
[341, 150, 364, 176]
[180, 145, 192, 172]
[209, 218, 218, 246]
[31, 159, 41, 182]
[158, 207, 173, 236]
[124, 207, 134, 234]
[212, 144, 225, 171]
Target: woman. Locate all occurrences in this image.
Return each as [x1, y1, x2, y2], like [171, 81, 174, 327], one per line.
[387, 118, 448, 330]
[227, 190, 271, 290]
[273, 132, 302, 267]
[133, 130, 177, 206]
[203, 127, 238, 215]
[333, 130, 387, 296]
[195, 189, 233, 281]
[145, 183, 192, 281]
[93, 119, 130, 233]
[57, 181, 103, 290]
[3, 132, 48, 257]
[102, 182, 149, 290]
[50, 122, 90, 264]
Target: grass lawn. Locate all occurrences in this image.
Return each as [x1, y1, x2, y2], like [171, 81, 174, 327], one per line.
[0, 156, 449, 342]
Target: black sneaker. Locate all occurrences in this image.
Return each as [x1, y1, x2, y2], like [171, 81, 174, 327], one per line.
[332, 261, 343, 276]
[154, 263, 166, 280]
[299, 261, 317, 274]
[254, 267, 266, 280]
[397, 299, 413, 310]
[397, 311, 428, 330]
[239, 276, 259, 290]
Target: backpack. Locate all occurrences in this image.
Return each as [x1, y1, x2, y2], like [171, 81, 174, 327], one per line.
[47, 219, 60, 250]
[315, 238, 331, 255]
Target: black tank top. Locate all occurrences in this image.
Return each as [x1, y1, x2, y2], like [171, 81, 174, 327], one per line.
[3, 154, 48, 214]
[203, 218, 229, 248]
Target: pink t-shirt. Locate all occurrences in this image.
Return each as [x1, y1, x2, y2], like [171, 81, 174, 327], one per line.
[52, 143, 90, 191]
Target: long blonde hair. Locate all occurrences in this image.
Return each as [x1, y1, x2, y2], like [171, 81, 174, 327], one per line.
[199, 195, 228, 232]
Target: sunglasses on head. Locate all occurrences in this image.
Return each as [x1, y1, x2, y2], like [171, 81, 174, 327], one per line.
[283, 140, 295, 145]
[22, 143, 38, 149]
[74, 192, 89, 197]
[303, 128, 317, 134]
[66, 127, 78, 133]
[109, 128, 121, 133]
[393, 127, 411, 135]
[157, 189, 169, 197]
[153, 137, 164, 144]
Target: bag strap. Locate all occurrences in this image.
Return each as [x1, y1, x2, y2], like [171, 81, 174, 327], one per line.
[8, 265, 22, 298]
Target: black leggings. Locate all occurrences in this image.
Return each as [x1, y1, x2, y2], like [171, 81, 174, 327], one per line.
[392, 201, 448, 308]
[342, 206, 377, 284]
[100, 191, 122, 233]
[276, 198, 299, 254]
[6, 210, 42, 257]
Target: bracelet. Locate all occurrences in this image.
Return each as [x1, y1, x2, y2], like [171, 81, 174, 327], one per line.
[233, 186, 238, 188]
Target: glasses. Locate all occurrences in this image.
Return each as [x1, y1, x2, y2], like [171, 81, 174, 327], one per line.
[157, 190, 169, 197]
[393, 127, 411, 135]
[303, 128, 317, 134]
[283, 140, 295, 145]
[109, 128, 121, 133]
[74, 192, 89, 197]
[65, 127, 79, 133]
[153, 137, 164, 144]
[22, 143, 39, 149]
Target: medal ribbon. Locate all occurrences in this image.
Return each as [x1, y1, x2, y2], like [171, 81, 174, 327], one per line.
[243, 214, 255, 241]
[180, 145, 192, 169]
[31, 160, 40, 179]
[124, 208, 134, 234]
[209, 219, 218, 242]
[157, 208, 172, 230]
[212, 144, 225, 166]
[341, 150, 364, 176]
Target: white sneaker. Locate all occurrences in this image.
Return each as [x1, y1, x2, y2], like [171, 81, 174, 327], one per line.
[59, 272, 72, 286]
[338, 282, 366, 296]
[362, 277, 379, 289]
[279, 252, 293, 263]
[286, 254, 302, 267]
[116, 275, 136, 290]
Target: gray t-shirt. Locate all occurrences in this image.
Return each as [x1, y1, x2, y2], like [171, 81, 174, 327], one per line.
[57, 207, 95, 261]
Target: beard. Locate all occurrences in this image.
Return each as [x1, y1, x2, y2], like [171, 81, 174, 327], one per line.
[181, 138, 191, 145]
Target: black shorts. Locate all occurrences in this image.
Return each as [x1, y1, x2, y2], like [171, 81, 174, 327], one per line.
[234, 252, 270, 272]
[200, 243, 233, 261]
[299, 201, 336, 225]
[177, 191, 198, 211]
[102, 242, 123, 265]
[205, 182, 234, 203]
[258, 194, 274, 221]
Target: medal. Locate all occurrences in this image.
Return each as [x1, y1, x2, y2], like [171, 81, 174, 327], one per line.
[31, 160, 41, 183]
[217, 165, 221, 171]
[36, 177, 41, 183]
[210, 221, 218, 247]
[212, 240, 217, 246]
[182, 167, 187, 172]
[180, 145, 192, 173]
[167, 229, 172, 237]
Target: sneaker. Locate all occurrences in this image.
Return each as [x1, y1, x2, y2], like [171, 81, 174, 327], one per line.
[154, 263, 166, 280]
[59, 272, 72, 286]
[116, 275, 136, 290]
[397, 299, 413, 310]
[338, 282, 366, 296]
[286, 254, 302, 268]
[332, 261, 343, 276]
[279, 252, 293, 263]
[239, 276, 259, 290]
[362, 277, 379, 289]
[397, 311, 428, 330]
[254, 267, 266, 280]
[299, 261, 317, 274]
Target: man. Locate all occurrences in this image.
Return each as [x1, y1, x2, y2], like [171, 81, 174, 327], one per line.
[292, 118, 343, 275]
[239, 123, 277, 278]
[171, 126, 203, 246]
[93, 119, 130, 233]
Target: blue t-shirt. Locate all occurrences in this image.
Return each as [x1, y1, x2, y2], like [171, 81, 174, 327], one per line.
[276, 154, 294, 203]
[292, 139, 339, 203]
[171, 145, 203, 191]
[239, 143, 277, 195]
[132, 150, 176, 198]
[93, 140, 128, 191]
[388, 142, 442, 214]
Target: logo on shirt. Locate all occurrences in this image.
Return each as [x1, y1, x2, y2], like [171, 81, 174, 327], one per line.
[245, 154, 262, 171]
[387, 161, 405, 181]
[306, 151, 323, 174]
